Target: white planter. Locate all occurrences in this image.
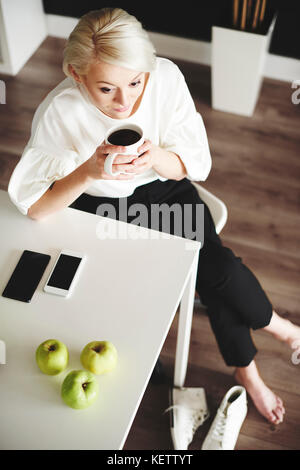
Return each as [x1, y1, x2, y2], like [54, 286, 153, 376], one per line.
[211, 18, 276, 116]
[0, 0, 47, 75]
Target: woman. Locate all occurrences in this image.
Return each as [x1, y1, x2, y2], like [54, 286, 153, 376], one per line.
[8, 8, 300, 425]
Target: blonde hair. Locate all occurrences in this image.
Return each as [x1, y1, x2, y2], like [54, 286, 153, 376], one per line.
[63, 8, 156, 77]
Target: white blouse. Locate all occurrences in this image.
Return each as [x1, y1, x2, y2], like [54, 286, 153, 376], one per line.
[8, 57, 212, 215]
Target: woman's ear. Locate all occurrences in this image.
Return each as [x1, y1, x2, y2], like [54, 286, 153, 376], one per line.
[68, 64, 82, 83]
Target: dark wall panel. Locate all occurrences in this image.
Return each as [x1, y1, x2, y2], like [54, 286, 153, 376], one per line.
[42, 0, 300, 60]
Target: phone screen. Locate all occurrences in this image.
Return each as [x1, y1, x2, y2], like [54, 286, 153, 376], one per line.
[2, 250, 51, 303]
[46, 254, 82, 290]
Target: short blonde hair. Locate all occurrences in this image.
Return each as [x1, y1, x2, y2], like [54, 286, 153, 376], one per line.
[63, 8, 156, 77]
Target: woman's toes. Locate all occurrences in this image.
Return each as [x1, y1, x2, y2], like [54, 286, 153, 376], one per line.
[277, 399, 285, 418]
[276, 396, 283, 406]
[269, 411, 280, 424]
[249, 386, 285, 424]
[270, 401, 284, 424]
[234, 363, 285, 425]
[276, 396, 285, 413]
[268, 412, 277, 423]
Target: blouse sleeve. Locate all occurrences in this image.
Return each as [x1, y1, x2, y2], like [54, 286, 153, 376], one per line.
[160, 66, 212, 181]
[8, 145, 79, 215]
[8, 93, 81, 215]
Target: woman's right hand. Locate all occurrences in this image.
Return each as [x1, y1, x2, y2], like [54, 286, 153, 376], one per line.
[83, 142, 137, 181]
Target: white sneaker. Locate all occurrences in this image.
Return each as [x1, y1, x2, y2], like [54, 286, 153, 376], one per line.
[164, 387, 210, 450]
[201, 386, 247, 450]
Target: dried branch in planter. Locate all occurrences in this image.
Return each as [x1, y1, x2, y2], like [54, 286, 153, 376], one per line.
[233, 0, 239, 27]
[259, 0, 267, 25]
[241, 0, 247, 30]
[252, 0, 261, 30]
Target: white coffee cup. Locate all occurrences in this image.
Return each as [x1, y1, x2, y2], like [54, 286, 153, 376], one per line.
[104, 123, 144, 176]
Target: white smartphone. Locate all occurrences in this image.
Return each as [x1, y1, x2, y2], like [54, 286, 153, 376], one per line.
[44, 250, 85, 297]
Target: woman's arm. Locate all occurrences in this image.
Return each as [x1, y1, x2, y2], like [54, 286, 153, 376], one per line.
[27, 143, 136, 220]
[27, 140, 187, 220]
[27, 162, 92, 220]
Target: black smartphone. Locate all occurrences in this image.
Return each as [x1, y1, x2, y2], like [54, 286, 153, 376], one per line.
[2, 250, 51, 303]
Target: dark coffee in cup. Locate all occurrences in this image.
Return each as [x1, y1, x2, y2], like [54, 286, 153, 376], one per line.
[108, 129, 141, 146]
[104, 124, 143, 176]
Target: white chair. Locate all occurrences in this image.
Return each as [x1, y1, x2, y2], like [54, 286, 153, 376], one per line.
[191, 182, 227, 235]
[191, 182, 228, 306]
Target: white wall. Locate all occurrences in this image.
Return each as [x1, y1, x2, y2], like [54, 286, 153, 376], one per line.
[0, 6, 299, 82]
[0, 0, 47, 75]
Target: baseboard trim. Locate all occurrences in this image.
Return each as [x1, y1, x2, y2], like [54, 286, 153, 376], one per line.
[46, 14, 300, 83]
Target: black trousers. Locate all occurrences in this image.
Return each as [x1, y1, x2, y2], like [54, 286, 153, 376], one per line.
[70, 178, 273, 367]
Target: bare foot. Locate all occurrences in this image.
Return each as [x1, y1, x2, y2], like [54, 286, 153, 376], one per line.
[234, 361, 285, 425]
[264, 311, 300, 348]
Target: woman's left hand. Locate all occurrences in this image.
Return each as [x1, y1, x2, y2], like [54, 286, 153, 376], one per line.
[129, 139, 186, 181]
[131, 139, 160, 174]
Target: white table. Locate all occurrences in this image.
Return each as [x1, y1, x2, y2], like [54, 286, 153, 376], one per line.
[0, 190, 200, 450]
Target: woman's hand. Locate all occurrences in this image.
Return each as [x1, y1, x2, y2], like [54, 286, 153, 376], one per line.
[130, 139, 160, 174]
[84, 139, 184, 181]
[134, 139, 187, 181]
[83, 142, 138, 181]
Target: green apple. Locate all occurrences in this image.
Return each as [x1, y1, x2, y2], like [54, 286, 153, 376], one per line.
[80, 341, 118, 375]
[61, 370, 99, 409]
[36, 339, 69, 375]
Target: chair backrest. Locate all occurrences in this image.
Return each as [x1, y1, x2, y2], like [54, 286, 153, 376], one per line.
[191, 182, 227, 235]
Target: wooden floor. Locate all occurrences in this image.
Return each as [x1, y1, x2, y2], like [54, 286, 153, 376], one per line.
[1, 37, 299, 450]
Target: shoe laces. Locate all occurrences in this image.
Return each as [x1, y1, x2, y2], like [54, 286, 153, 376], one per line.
[211, 409, 233, 448]
[164, 404, 209, 442]
[211, 410, 227, 442]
